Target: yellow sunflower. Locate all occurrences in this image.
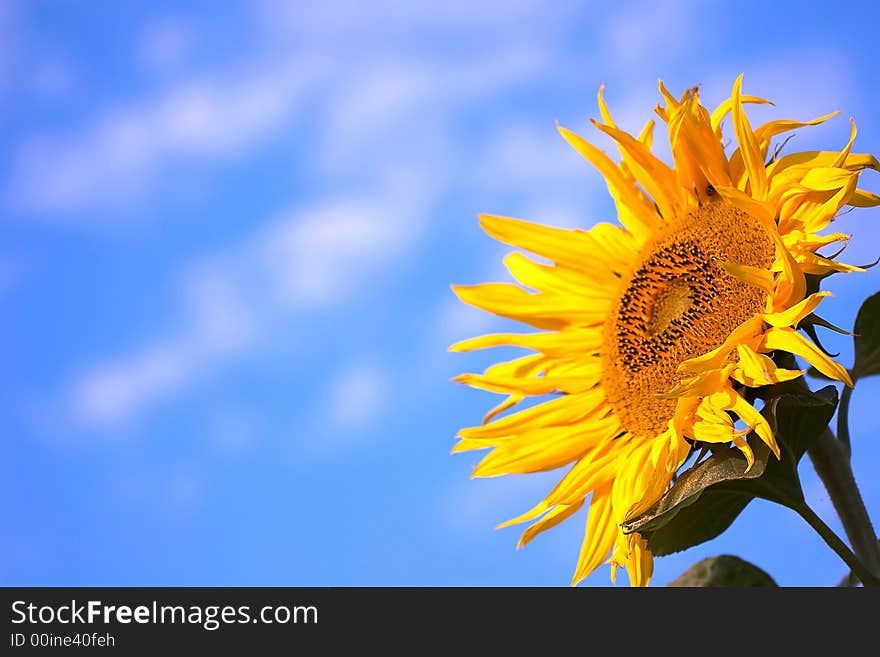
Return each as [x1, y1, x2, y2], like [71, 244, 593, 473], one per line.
[450, 75, 879, 587]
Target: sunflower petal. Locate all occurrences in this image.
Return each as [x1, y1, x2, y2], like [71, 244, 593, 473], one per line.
[761, 326, 853, 386]
[730, 75, 768, 199]
[590, 119, 689, 220]
[762, 291, 831, 328]
[518, 501, 584, 548]
[478, 213, 624, 280]
[471, 412, 621, 477]
[711, 94, 773, 133]
[732, 343, 804, 386]
[557, 124, 661, 241]
[571, 484, 616, 586]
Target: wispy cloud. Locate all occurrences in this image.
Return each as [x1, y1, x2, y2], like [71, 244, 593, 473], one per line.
[604, 0, 708, 76]
[0, 1, 20, 100]
[479, 120, 589, 190]
[9, 64, 318, 215]
[317, 359, 391, 437]
[66, 177, 430, 430]
[8, 0, 568, 219]
[257, 0, 578, 42]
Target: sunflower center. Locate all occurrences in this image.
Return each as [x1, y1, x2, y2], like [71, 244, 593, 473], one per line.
[600, 199, 776, 439]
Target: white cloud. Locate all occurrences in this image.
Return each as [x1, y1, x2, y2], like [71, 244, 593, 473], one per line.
[257, 0, 575, 42]
[481, 121, 588, 190]
[72, 341, 196, 428]
[604, 0, 707, 76]
[66, 181, 431, 430]
[258, 198, 418, 303]
[47, 0, 591, 431]
[10, 65, 317, 214]
[8, 0, 571, 218]
[317, 42, 556, 176]
[319, 359, 390, 437]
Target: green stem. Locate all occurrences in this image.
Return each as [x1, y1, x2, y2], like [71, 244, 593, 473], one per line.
[795, 501, 880, 587]
[837, 568, 861, 587]
[809, 428, 880, 585]
[837, 383, 853, 459]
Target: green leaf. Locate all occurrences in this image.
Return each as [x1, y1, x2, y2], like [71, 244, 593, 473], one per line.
[852, 291, 880, 381]
[667, 555, 778, 587]
[637, 490, 752, 557]
[620, 442, 768, 542]
[623, 385, 838, 555]
[766, 384, 838, 461]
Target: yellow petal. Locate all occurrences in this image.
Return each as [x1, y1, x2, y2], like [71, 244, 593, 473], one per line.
[625, 536, 653, 587]
[668, 89, 732, 194]
[658, 365, 734, 399]
[459, 388, 608, 442]
[590, 119, 688, 221]
[449, 328, 603, 357]
[721, 261, 775, 294]
[571, 485, 616, 586]
[732, 434, 756, 471]
[453, 369, 599, 396]
[482, 394, 524, 424]
[557, 124, 661, 241]
[637, 119, 655, 149]
[693, 416, 734, 443]
[712, 184, 775, 228]
[849, 189, 880, 207]
[732, 343, 804, 386]
[496, 500, 551, 530]
[793, 183, 858, 236]
[832, 118, 857, 169]
[799, 167, 857, 192]
[760, 326, 853, 387]
[711, 94, 773, 133]
[471, 411, 621, 477]
[767, 150, 880, 177]
[518, 501, 584, 548]
[756, 111, 841, 153]
[542, 439, 627, 506]
[451, 283, 605, 330]
[503, 252, 612, 299]
[796, 253, 864, 276]
[762, 291, 831, 328]
[731, 75, 768, 199]
[679, 316, 764, 373]
[769, 229, 807, 312]
[658, 79, 680, 113]
[714, 387, 780, 458]
[478, 213, 623, 280]
[589, 222, 641, 264]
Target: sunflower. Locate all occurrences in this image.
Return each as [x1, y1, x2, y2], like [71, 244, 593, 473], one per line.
[450, 75, 879, 586]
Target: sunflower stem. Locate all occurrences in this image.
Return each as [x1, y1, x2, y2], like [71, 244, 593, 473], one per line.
[836, 384, 852, 459]
[794, 499, 880, 587]
[808, 428, 880, 586]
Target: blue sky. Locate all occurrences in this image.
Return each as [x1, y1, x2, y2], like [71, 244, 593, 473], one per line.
[3, 0, 880, 586]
